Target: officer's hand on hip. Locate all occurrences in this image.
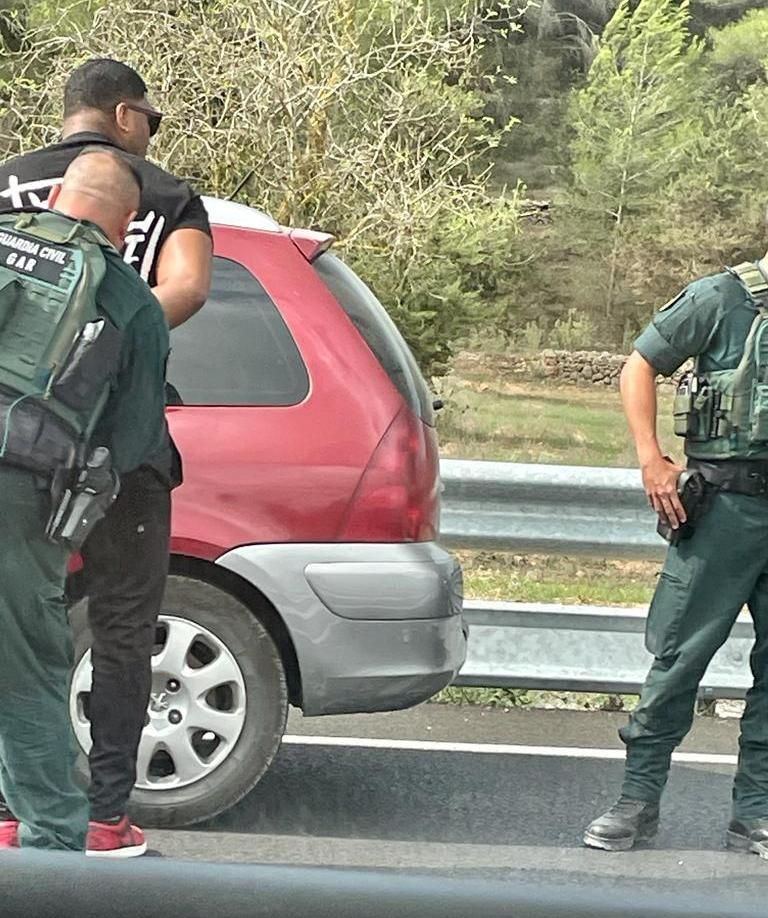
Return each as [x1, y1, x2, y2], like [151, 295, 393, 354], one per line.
[641, 455, 687, 530]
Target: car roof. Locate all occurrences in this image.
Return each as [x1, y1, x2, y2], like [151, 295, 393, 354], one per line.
[201, 196, 335, 261]
[201, 196, 281, 233]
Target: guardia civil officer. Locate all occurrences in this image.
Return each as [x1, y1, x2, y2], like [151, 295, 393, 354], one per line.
[0, 149, 168, 850]
[584, 258, 768, 858]
[0, 59, 212, 857]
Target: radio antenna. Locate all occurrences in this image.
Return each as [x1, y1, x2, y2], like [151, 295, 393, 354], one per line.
[226, 170, 255, 202]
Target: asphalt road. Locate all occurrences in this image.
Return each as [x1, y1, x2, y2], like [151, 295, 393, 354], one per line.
[143, 704, 768, 900]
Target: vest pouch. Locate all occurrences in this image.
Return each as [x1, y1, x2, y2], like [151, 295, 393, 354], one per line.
[673, 374, 694, 437]
[673, 374, 712, 441]
[750, 383, 768, 444]
[0, 384, 78, 475]
[51, 318, 122, 413]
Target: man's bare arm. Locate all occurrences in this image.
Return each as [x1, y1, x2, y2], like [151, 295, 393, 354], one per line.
[620, 350, 686, 528]
[152, 228, 212, 329]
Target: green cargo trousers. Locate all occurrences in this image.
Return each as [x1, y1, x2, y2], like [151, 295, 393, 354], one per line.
[0, 466, 88, 849]
[620, 487, 768, 819]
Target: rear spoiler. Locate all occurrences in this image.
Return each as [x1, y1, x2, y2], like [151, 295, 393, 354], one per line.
[289, 228, 334, 262]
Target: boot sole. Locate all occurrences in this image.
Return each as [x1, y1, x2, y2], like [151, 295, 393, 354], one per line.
[726, 830, 768, 860]
[583, 823, 659, 852]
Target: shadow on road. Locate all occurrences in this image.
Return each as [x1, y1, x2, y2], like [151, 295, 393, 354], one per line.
[201, 743, 735, 851]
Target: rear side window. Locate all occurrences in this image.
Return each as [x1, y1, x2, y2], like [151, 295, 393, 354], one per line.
[167, 256, 309, 406]
[313, 253, 434, 425]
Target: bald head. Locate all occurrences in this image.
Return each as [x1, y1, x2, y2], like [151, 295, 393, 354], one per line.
[50, 148, 141, 249]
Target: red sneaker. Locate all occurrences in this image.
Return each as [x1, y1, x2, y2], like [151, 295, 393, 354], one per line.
[86, 816, 147, 858]
[0, 820, 18, 848]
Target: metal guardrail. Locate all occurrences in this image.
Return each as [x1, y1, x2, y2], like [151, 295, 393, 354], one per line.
[440, 458, 664, 559]
[0, 853, 762, 918]
[440, 460, 751, 699]
[457, 600, 753, 699]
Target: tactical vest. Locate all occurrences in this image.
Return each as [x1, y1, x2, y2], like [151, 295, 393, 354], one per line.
[0, 210, 122, 477]
[674, 262, 768, 461]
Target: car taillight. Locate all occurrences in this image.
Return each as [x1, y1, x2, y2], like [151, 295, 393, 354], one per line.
[339, 405, 438, 542]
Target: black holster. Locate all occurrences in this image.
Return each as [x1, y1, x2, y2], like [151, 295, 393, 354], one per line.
[45, 446, 120, 551]
[656, 470, 711, 545]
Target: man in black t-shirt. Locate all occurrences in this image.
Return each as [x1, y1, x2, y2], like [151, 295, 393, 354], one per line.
[0, 59, 213, 858]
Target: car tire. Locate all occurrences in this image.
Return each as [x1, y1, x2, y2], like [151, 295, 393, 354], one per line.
[69, 574, 288, 828]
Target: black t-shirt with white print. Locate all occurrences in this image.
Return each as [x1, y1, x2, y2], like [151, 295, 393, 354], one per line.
[0, 132, 211, 487]
[0, 131, 211, 287]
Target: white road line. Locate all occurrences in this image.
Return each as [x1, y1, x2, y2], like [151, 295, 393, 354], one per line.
[283, 734, 737, 766]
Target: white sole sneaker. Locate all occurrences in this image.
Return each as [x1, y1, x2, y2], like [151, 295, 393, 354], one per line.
[86, 841, 148, 859]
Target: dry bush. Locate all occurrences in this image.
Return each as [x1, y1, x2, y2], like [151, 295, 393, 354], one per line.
[0, 0, 526, 371]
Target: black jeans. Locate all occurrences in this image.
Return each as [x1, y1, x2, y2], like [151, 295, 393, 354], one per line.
[0, 467, 171, 824]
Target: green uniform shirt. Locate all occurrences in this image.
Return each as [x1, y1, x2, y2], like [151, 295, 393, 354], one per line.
[89, 247, 169, 475]
[634, 271, 757, 377]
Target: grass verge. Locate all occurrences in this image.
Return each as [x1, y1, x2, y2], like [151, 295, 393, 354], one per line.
[459, 551, 658, 607]
[433, 686, 639, 713]
[436, 373, 676, 466]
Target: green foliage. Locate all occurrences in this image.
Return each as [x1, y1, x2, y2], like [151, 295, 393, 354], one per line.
[346, 190, 522, 372]
[0, 0, 105, 48]
[496, 2, 620, 194]
[5, 0, 768, 362]
[489, 1, 768, 354]
[519, 320, 545, 352]
[550, 308, 597, 350]
[507, 309, 598, 351]
[569, 0, 701, 318]
[615, 8, 768, 313]
[706, 9, 768, 97]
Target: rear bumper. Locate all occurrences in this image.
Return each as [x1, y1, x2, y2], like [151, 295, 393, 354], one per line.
[215, 541, 467, 715]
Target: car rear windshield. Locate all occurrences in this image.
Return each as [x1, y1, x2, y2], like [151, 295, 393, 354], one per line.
[313, 253, 435, 426]
[167, 256, 309, 406]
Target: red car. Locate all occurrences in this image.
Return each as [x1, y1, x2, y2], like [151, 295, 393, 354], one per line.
[69, 197, 467, 828]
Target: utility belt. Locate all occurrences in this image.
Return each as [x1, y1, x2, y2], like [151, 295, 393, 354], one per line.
[687, 458, 768, 497]
[656, 458, 768, 546]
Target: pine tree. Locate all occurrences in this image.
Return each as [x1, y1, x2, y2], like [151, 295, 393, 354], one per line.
[568, 0, 701, 316]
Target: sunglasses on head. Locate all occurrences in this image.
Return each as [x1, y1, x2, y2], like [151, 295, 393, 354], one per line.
[122, 100, 163, 137]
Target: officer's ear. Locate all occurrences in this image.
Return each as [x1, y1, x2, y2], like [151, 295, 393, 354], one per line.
[46, 184, 61, 209]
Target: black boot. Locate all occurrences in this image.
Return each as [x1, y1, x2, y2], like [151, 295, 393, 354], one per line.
[726, 818, 768, 859]
[583, 798, 660, 851]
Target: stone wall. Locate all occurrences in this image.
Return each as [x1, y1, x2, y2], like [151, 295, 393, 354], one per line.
[454, 350, 689, 388]
[530, 350, 626, 387]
